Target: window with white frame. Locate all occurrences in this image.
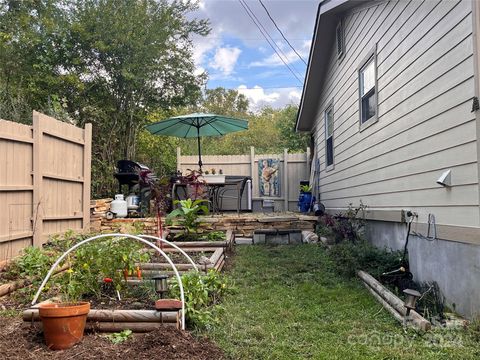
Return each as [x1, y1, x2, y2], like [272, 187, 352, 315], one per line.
[359, 49, 377, 125]
[325, 103, 334, 168]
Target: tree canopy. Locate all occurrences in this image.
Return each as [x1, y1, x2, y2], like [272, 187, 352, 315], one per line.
[0, 0, 210, 197]
[0, 2, 308, 198]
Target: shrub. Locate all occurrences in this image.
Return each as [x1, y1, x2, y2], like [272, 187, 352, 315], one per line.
[327, 240, 403, 279]
[169, 269, 235, 329]
[317, 202, 367, 243]
[8, 246, 53, 279]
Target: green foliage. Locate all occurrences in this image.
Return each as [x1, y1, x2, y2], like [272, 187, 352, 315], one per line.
[327, 240, 404, 279]
[319, 202, 368, 243]
[170, 270, 234, 329]
[105, 329, 133, 344]
[200, 231, 226, 242]
[275, 104, 310, 152]
[8, 246, 52, 280]
[300, 184, 312, 193]
[166, 199, 209, 236]
[57, 237, 150, 301]
[0, 0, 210, 198]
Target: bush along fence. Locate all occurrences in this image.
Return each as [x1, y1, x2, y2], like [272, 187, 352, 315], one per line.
[0, 112, 92, 264]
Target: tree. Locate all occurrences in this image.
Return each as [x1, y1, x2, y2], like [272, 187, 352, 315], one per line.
[63, 0, 209, 158]
[0, 0, 210, 197]
[0, 0, 69, 123]
[276, 105, 310, 152]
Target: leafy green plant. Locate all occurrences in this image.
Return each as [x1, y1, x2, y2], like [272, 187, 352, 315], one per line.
[106, 329, 133, 344]
[57, 237, 150, 301]
[327, 240, 403, 279]
[8, 246, 52, 279]
[299, 184, 312, 193]
[166, 198, 209, 236]
[201, 231, 226, 242]
[170, 269, 234, 328]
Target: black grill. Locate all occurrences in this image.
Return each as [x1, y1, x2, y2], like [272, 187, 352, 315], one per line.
[114, 160, 149, 193]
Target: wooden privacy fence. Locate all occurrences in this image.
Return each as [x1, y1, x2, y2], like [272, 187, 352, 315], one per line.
[177, 146, 311, 212]
[0, 111, 92, 263]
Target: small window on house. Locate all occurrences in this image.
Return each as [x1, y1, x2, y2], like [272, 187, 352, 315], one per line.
[325, 103, 334, 169]
[358, 49, 377, 127]
[336, 21, 344, 58]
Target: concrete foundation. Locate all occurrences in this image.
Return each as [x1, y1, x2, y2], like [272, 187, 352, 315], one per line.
[365, 220, 480, 319]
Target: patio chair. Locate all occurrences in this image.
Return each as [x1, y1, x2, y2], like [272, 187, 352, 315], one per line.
[217, 176, 251, 214]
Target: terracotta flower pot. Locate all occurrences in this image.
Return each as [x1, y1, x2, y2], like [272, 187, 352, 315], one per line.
[38, 302, 90, 350]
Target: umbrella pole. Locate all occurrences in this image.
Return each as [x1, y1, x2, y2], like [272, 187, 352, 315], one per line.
[197, 126, 203, 171]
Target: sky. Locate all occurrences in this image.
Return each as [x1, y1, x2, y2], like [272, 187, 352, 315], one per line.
[190, 0, 319, 111]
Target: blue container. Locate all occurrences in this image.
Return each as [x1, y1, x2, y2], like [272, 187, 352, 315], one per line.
[298, 192, 312, 213]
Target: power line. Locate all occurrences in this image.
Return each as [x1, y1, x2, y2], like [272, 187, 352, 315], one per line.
[212, 85, 303, 90]
[239, 0, 303, 78]
[258, 0, 308, 66]
[237, 0, 304, 85]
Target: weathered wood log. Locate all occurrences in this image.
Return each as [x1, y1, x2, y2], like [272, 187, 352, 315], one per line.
[87, 321, 178, 332]
[0, 258, 12, 271]
[126, 276, 174, 283]
[0, 264, 70, 298]
[215, 258, 225, 272]
[136, 263, 196, 271]
[161, 247, 218, 253]
[209, 248, 224, 267]
[363, 283, 404, 323]
[23, 309, 179, 323]
[164, 241, 228, 248]
[130, 269, 194, 277]
[0, 279, 30, 298]
[357, 270, 431, 331]
[26, 321, 178, 333]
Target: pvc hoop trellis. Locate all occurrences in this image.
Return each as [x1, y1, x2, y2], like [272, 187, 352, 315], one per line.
[32, 233, 187, 330]
[138, 235, 199, 272]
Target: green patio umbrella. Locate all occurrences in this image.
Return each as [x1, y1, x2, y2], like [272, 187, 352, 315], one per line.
[145, 113, 248, 170]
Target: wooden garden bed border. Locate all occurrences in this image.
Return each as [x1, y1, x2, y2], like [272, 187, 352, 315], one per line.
[357, 270, 431, 331]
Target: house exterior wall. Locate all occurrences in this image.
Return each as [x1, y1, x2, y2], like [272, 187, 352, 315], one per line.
[313, 0, 478, 229]
[310, 0, 480, 317]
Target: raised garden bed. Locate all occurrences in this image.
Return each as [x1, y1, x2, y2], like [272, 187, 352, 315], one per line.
[3, 229, 235, 337]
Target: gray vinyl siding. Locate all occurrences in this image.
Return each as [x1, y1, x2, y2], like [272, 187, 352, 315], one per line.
[313, 0, 479, 227]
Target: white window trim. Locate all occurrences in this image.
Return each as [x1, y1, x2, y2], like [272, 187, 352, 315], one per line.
[325, 99, 335, 172]
[358, 45, 378, 132]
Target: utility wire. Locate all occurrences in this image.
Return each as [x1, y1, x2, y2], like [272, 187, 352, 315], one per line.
[239, 0, 303, 80]
[258, 0, 308, 65]
[237, 0, 304, 85]
[211, 85, 303, 90]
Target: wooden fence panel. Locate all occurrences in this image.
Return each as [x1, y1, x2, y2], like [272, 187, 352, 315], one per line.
[177, 147, 310, 211]
[0, 112, 92, 262]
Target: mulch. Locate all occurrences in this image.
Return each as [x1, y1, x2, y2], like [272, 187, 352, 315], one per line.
[0, 317, 225, 360]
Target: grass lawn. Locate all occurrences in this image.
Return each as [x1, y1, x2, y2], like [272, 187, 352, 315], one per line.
[203, 245, 480, 360]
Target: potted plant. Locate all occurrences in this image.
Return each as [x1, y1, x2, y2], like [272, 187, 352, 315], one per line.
[298, 185, 313, 213]
[38, 268, 90, 350]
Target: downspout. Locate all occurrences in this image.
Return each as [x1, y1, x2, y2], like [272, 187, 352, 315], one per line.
[472, 0, 480, 226]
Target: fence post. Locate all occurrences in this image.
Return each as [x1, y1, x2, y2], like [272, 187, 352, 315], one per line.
[250, 146, 255, 194]
[32, 112, 44, 247]
[283, 148, 288, 211]
[83, 123, 92, 232]
[176, 147, 181, 172]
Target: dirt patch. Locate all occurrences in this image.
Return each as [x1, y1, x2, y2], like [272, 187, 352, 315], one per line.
[0, 317, 224, 360]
